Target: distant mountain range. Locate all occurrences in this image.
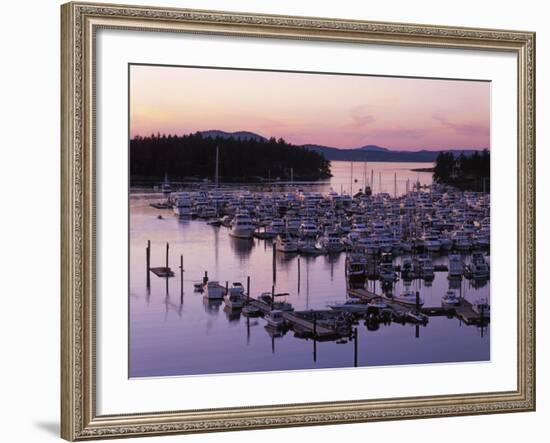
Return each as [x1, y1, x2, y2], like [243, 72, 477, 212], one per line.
[196, 130, 486, 163]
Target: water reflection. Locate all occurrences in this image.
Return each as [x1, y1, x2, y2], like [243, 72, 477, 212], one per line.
[229, 236, 255, 259]
[129, 164, 490, 378]
[202, 298, 223, 315]
[223, 306, 242, 323]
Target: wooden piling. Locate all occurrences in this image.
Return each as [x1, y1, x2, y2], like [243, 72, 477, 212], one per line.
[203, 271, 208, 285]
[246, 276, 250, 302]
[313, 311, 317, 337]
[297, 258, 301, 293]
[416, 291, 420, 312]
[313, 337, 317, 362]
[180, 254, 183, 304]
[146, 240, 151, 287]
[225, 281, 229, 297]
[272, 242, 276, 283]
[353, 328, 358, 367]
[165, 242, 169, 269]
[313, 311, 318, 362]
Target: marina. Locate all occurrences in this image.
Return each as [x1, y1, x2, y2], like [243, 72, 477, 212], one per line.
[130, 161, 490, 377]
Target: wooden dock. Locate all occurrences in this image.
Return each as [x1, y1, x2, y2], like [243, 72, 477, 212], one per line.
[246, 298, 345, 339]
[347, 287, 488, 325]
[149, 266, 174, 277]
[347, 287, 379, 301]
[247, 299, 273, 315]
[283, 311, 343, 339]
[453, 299, 488, 325]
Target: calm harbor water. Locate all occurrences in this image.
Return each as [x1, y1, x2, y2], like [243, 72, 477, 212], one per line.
[129, 162, 490, 378]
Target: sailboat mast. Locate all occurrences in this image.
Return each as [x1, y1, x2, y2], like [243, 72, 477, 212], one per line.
[350, 161, 354, 195]
[215, 145, 219, 188]
[363, 161, 367, 192]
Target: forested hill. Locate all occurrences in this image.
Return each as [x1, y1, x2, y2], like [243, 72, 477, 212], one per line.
[433, 149, 490, 192]
[130, 133, 332, 182]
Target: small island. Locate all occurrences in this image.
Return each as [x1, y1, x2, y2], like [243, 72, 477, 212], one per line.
[130, 132, 332, 184]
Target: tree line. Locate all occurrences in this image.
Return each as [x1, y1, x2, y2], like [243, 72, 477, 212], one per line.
[130, 133, 332, 183]
[433, 149, 490, 192]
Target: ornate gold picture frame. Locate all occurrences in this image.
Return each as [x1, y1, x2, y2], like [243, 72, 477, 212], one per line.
[61, 1, 535, 440]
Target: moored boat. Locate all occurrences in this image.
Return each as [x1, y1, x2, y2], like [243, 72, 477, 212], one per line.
[442, 290, 460, 305]
[276, 234, 298, 253]
[229, 211, 256, 238]
[265, 310, 286, 328]
[393, 289, 424, 306]
[204, 281, 226, 300]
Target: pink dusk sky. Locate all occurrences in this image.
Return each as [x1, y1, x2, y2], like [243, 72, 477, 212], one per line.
[130, 65, 490, 151]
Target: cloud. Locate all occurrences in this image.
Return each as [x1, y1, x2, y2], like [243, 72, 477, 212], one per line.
[349, 105, 376, 128]
[432, 114, 489, 137]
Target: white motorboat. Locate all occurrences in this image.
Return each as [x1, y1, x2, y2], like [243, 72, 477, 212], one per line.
[285, 216, 301, 235]
[268, 218, 286, 235]
[229, 282, 245, 297]
[173, 193, 193, 216]
[351, 222, 368, 236]
[224, 290, 246, 309]
[320, 229, 344, 253]
[469, 252, 490, 279]
[453, 232, 472, 251]
[422, 232, 441, 252]
[472, 297, 490, 317]
[258, 292, 294, 311]
[405, 311, 429, 323]
[204, 281, 226, 300]
[229, 211, 255, 238]
[299, 221, 318, 238]
[265, 310, 286, 328]
[448, 254, 464, 277]
[276, 234, 298, 253]
[377, 235, 393, 253]
[442, 290, 460, 305]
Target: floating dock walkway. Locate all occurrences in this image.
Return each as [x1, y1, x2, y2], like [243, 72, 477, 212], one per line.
[348, 288, 487, 325]
[246, 297, 346, 339]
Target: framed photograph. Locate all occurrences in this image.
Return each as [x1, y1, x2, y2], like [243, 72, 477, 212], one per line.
[61, 2, 536, 440]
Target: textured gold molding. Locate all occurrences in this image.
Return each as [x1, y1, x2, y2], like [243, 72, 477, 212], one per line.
[61, 1, 536, 440]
